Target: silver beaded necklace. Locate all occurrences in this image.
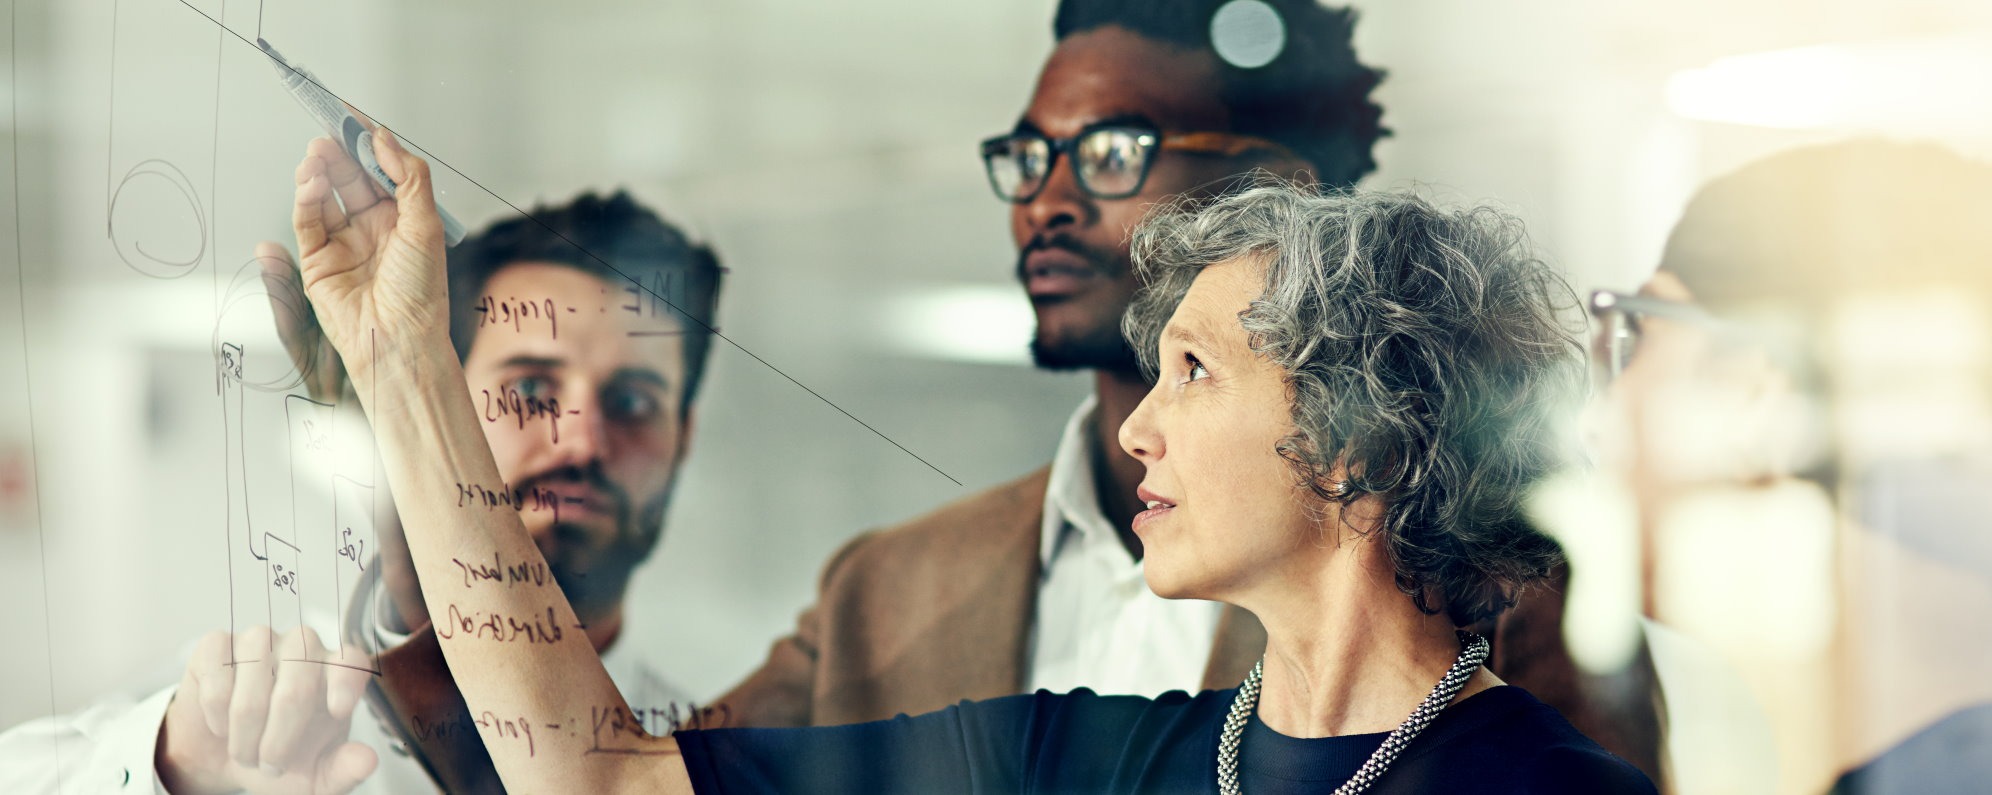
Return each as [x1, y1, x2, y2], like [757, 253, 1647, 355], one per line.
[1217, 630, 1491, 795]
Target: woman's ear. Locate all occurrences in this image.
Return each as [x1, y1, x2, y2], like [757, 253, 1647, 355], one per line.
[1319, 453, 1394, 547]
[1323, 452, 1357, 499]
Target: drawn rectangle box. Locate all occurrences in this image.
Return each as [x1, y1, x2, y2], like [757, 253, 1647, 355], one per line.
[331, 474, 380, 658]
[263, 533, 304, 637]
[285, 395, 338, 622]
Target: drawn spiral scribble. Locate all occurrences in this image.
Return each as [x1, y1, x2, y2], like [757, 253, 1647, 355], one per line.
[213, 257, 309, 394]
[106, 158, 207, 279]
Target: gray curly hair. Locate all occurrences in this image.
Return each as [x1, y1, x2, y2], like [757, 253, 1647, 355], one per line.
[1123, 181, 1584, 625]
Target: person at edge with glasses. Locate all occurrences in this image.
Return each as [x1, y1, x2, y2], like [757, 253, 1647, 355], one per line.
[1587, 140, 1992, 795]
[705, 0, 1665, 784]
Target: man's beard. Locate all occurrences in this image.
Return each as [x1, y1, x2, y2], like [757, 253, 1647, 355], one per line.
[519, 462, 676, 622]
[1030, 322, 1142, 372]
[1017, 235, 1143, 374]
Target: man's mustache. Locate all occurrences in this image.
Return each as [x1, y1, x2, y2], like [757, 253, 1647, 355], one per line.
[514, 461, 631, 522]
[1016, 233, 1115, 282]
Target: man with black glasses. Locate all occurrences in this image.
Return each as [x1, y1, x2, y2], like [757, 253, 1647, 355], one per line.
[715, 2, 1665, 785]
[717, 0, 1382, 722]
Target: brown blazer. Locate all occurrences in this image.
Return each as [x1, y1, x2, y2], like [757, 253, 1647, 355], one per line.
[716, 466, 1265, 727]
[714, 466, 1664, 784]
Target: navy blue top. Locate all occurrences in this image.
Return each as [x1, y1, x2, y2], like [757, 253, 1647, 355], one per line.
[1830, 703, 1992, 795]
[676, 686, 1656, 794]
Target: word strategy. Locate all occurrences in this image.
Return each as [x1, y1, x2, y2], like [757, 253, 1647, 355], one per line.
[407, 702, 732, 759]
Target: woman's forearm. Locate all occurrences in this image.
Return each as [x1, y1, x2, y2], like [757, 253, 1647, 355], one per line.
[284, 128, 693, 792]
[350, 334, 690, 793]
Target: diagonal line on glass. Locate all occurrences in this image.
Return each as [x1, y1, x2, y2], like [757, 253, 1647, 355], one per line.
[171, 0, 962, 486]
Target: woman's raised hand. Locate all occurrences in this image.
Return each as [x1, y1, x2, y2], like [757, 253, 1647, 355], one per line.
[288, 130, 449, 377]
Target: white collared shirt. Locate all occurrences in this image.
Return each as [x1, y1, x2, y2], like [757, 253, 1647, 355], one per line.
[1026, 395, 1224, 697]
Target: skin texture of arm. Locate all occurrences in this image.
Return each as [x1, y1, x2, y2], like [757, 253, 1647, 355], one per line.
[286, 131, 694, 795]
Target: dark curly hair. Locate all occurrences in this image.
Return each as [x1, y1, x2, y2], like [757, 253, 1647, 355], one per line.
[1054, 0, 1388, 187]
[1124, 180, 1583, 625]
[445, 190, 724, 412]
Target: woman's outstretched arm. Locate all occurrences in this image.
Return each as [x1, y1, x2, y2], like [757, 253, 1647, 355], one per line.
[286, 131, 693, 794]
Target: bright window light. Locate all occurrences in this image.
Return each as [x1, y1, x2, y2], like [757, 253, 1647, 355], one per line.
[1666, 33, 1992, 134]
[880, 284, 1035, 366]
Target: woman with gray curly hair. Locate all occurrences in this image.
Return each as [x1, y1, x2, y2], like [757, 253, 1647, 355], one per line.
[282, 130, 1653, 794]
[1097, 183, 1650, 793]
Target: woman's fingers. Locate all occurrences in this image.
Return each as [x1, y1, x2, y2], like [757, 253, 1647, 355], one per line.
[285, 130, 449, 368]
[255, 241, 348, 402]
[314, 136, 386, 216]
[255, 242, 320, 387]
[369, 129, 441, 237]
[304, 136, 362, 186]
[291, 155, 339, 256]
[370, 127, 407, 185]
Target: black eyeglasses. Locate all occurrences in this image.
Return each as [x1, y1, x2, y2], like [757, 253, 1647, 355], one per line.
[979, 124, 1298, 203]
[1588, 289, 1724, 379]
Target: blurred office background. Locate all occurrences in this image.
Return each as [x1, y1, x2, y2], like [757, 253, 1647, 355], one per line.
[2, 1, 1989, 792]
